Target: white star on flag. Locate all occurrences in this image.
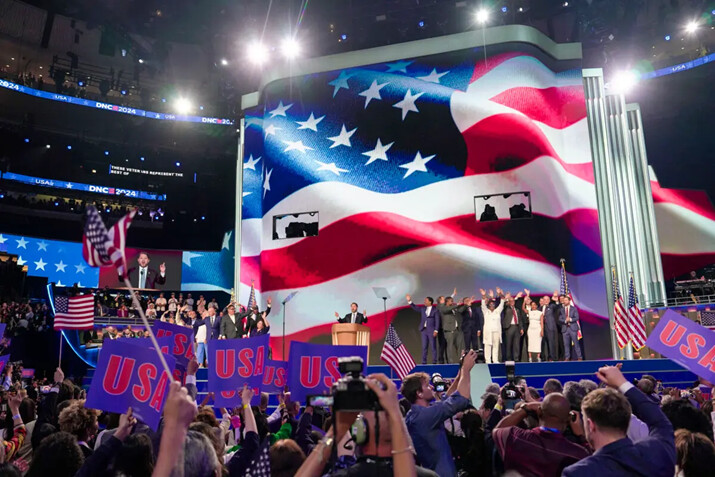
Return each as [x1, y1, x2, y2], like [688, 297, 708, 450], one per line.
[222, 231, 233, 250]
[362, 138, 394, 165]
[393, 89, 425, 120]
[243, 192, 252, 197]
[358, 80, 389, 108]
[37, 240, 48, 251]
[327, 124, 357, 149]
[182, 252, 202, 266]
[16, 237, 28, 249]
[282, 140, 313, 154]
[55, 260, 67, 272]
[264, 124, 280, 137]
[244, 155, 261, 171]
[17, 256, 26, 266]
[56, 280, 64, 287]
[0, 234, 6, 244]
[400, 151, 435, 178]
[385, 60, 414, 73]
[263, 169, 273, 198]
[75, 263, 86, 274]
[34, 258, 47, 271]
[65, 182, 73, 189]
[417, 68, 449, 83]
[269, 101, 293, 118]
[296, 113, 325, 132]
[328, 71, 353, 97]
[315, 160, 349, 176]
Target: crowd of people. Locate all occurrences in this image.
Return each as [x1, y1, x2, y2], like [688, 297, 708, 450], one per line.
[0, 346, 709, 476]
[405, 288, 584, 365]
[0, 301, 52, 335]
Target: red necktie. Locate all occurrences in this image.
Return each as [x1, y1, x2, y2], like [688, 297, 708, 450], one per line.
[513, 309, 518, 325]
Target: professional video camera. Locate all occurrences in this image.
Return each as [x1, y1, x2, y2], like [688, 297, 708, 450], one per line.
[500, 361, 521, 409]
[330, 356, 382, 412]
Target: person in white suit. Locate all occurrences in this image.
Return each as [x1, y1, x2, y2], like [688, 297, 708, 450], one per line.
[480, 288, 507, 363]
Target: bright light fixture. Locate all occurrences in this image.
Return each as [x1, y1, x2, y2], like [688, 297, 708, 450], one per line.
[220, 58, 229, 66]
[476, 8, 489, 24]
[610, 71, 639, 95]
[685, 21, 699, 34]
[281, 38, 301, 59]
[247, 42, 269, 65]
[174, 97, 193, 114]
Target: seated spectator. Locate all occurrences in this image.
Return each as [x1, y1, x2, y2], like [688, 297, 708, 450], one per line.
[402, 350, 477, 477]
[492, 392, 590, 476]
[674, 428, 715, 477]
[58, 401, 99, 458]
[563, 365, 676, 477]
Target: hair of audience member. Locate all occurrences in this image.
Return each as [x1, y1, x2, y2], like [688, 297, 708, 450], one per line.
[484, 383, 500, 395]
[581, 388, 631, 433]
[26, 431, 84, 477]
[252, 406, 269, 442]
[31, 422, 57, 450]
[57, 382, 74, 404]
[270, 438, 306, 477]
[399, 397, 412, 416]
[181, 430, 221, 477]
[189, 422, 225, 465]
[661, 394, 676, 406]
[401, 372, 430, 404]
[563, 381, 588, 411]
[72, 385, 81, 400]
[195, 408, 219, 428]
[481, 393, 498, 411]
[662, 399, 714, 441]
[527, 387, 541, 401]
[701, 400, 713, 424]
[674, 429, 715, 477]
[259, 392, 269, 410]
[641, 374, 657, 386]
[58, 400, 99, 442]
[460, 410, 486, 474]
[113, 433, 154, 477]
[0, 463, 21, 477]
[543, 378, 563, 395]
[323, 416, 333, 433]
[19, 398, 36, 424]
[578, 379, 599, 395]
[100, 412, 121, 430]
[636, 378, 655, 395]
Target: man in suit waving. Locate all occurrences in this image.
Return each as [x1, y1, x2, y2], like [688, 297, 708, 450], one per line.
[406, 294, 441, 364]
[335, 302, 367, 324]
[559, 295, 582, 360]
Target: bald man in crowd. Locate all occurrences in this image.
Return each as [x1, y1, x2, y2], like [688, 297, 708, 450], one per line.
[492, 392, 591, 475]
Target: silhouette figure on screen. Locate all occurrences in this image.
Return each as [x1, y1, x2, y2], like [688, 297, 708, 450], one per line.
[480, 204, 498, 222]
[509, 203, 532, 219]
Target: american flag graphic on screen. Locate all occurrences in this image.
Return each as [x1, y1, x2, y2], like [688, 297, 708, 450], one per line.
[240, 46, 609, 358]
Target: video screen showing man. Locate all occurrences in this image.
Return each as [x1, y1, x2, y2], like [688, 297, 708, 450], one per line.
[122, 251, 166, 289]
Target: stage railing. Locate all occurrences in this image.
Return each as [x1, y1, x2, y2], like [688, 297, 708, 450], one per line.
[666, 294, 715, 307]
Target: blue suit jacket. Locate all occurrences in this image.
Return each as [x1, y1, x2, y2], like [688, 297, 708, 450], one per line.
[204, 315, 222, 340]
[558, 305, 580, 333]
[410, 303, 441, 333]
[563, 386, 676, 477]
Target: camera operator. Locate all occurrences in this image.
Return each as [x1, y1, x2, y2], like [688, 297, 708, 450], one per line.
[401, 349, 477, 477]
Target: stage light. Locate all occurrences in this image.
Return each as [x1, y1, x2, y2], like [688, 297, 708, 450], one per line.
[610, 70, 639, 94]
[563, 1, 568, 6]
[138, 58, 144, 64]
[45, 144, 51, 149]
[201, 216, 206, 220]
[121, 90, 127, 95]
[161, 98, 167, 103]
[174, 97, 193, 114]
[281, 38, 301, 59]
[67, 145, 72, 150]
[685, 21, 699, 34]
[247, 41, 269, 65]
[104, 150, 109, 156]
[501, 6, 507, 13]
[664, 35, 671, 41]
[518, 7, 523, 12]
[476, 8, 489, 24]
[106, 208, 111, 213]
[140, 156, 145, 161]
[24, 138, 29, 143]
[418, 20, 425, 27]
[121, 49, 127, 57]
[199, 106, 204, 110]
[78, 80, 84, 87]
[220, 58, 228, 66]
[341, 34, 347, 40]
[175, 162, 181, 167]
[91, 169, 96, 174]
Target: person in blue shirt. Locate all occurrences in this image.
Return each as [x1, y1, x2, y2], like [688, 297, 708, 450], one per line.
[402, 349, 477, 477]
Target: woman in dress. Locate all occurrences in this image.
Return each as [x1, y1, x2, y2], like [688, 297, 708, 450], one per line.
[525, 300, 544, 362]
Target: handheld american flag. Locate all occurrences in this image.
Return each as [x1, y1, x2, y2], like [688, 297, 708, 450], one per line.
[612, 267, 630, 349]
[247, 281, 257, 310]
[53, 295, 94, 330]
[82, 206, 135, 276]
[627, 275, 648, 350]
[380, 323, 416, 380]
[246, 438, 271, 477]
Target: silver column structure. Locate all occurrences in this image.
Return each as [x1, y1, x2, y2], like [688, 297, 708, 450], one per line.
[583, 69, 665, 359]
[626, 104, 667, 306]
[233, 118, 245, 298]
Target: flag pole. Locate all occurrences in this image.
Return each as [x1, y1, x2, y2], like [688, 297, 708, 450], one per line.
[58, 331, 63, 368]
[123, 278, 175, 381]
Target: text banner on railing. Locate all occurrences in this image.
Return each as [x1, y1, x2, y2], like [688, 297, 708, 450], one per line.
[0, 79, 234, 126]
[0, 171, 167, 201]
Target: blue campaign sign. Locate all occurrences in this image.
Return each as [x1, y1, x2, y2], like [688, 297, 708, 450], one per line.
[85, 339, 176, 430]
[261, 359, 288, 394]
[207, 335, 269, 394]
[151, 321, 195, 368]
[0, 172, 166, 201]
[0, 79, 234, 126]
[287, 342, 368, 403]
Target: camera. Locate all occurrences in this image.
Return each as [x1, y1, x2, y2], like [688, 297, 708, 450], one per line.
[431, 373, 447, 393]
[332, 357, 381, 412]
[501, 361, 521, 410]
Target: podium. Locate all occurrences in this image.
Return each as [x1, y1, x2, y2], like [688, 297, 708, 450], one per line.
[332, 323, 370, 359]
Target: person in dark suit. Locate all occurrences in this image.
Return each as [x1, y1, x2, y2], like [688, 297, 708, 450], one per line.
[500, 289, 525, 361]
[335, 302, 367, 324]
[406, 294, 441, 364]
[559, 296, 583, 360]
[204, 306, 221, 340]
[122, 252, 166, 289]
[461, 297, 482, 351]
[540, 292, 561, 361]
[220, 303, 248, 339]
[563, 364, 676, 477]
[437, 296, 468, 363]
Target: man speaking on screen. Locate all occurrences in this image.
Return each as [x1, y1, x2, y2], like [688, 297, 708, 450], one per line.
[122, 251, 167, 289]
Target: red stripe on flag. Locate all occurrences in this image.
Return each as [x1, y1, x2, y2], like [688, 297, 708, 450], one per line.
[488, 85, 587, 130]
